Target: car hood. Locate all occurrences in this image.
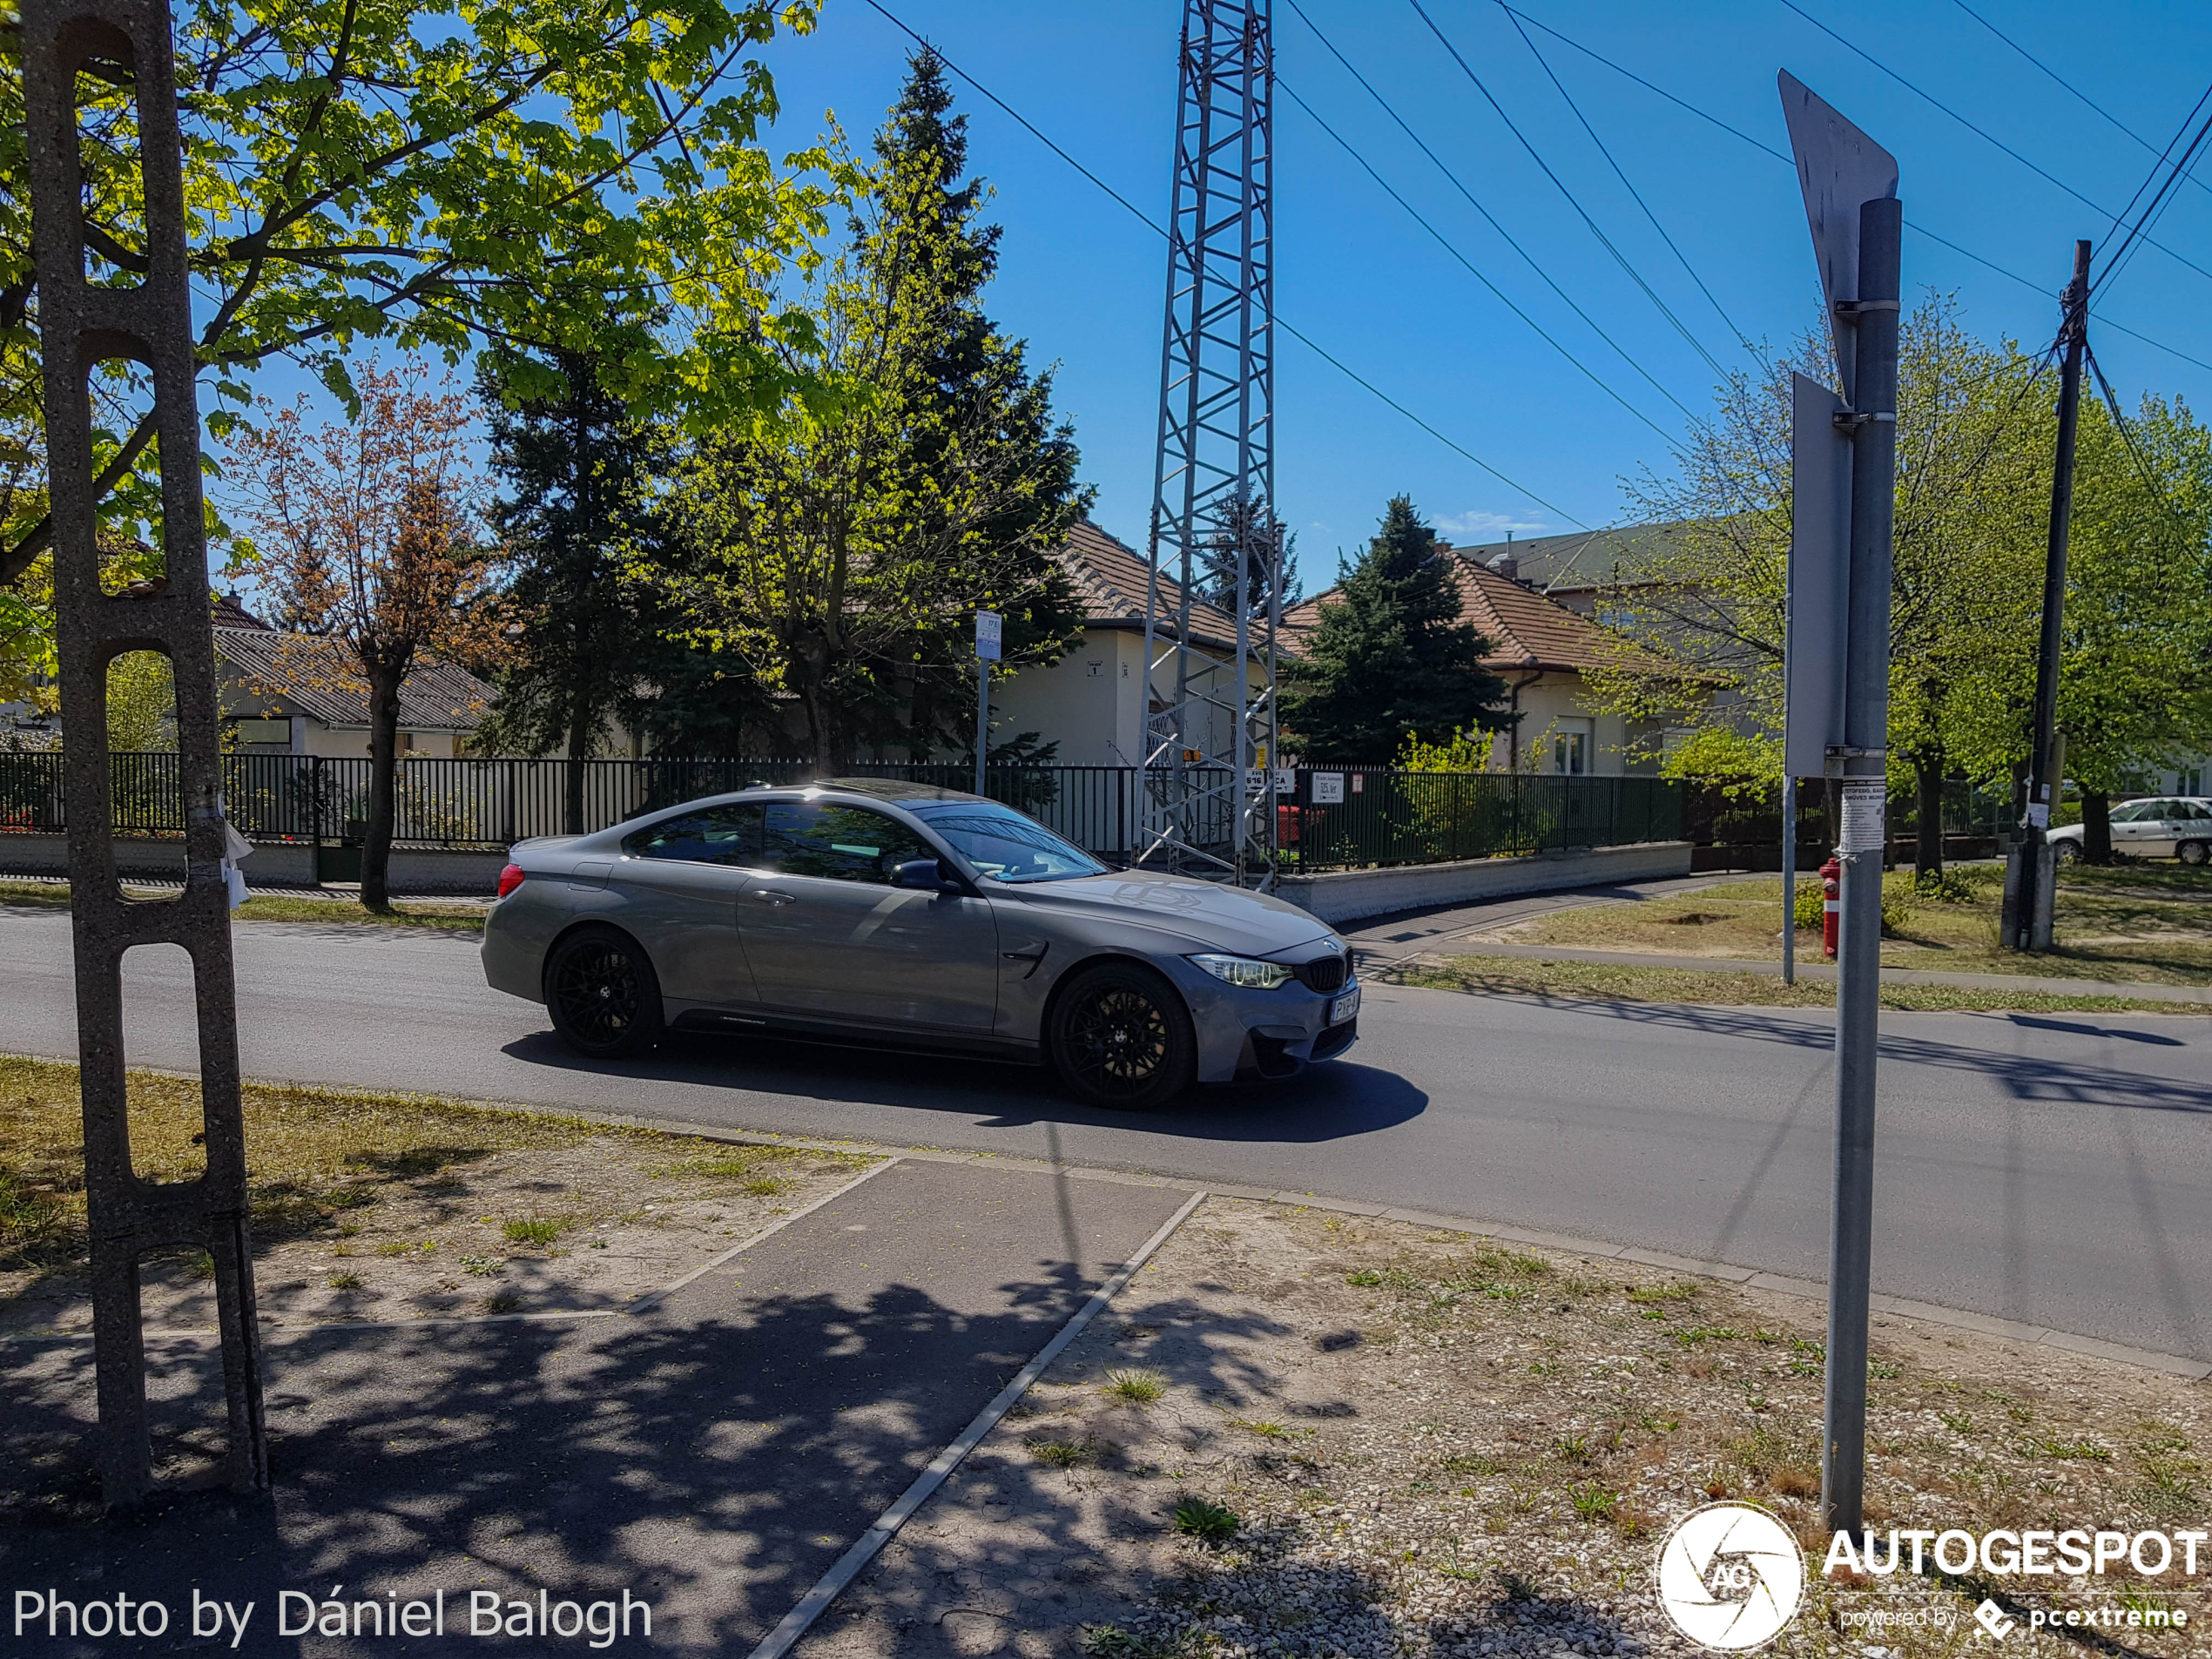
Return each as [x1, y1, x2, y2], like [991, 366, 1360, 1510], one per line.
[993, 868, 1335, 957]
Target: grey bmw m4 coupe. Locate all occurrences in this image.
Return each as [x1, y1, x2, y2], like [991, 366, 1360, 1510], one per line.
[481, 778, 1359, 1109]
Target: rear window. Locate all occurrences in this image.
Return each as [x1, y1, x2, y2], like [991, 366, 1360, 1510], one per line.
[623, 804, 764, 865]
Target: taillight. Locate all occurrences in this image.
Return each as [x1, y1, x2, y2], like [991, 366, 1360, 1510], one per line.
[496, 863, 526, 899]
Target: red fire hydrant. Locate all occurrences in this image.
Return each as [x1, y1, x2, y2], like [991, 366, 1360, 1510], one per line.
[1820, 856, 1843, 960]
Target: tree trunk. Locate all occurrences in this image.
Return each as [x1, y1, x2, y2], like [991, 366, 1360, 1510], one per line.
[563, 698, 589, 836]
[2082, 789, 2113, 864]
[361, 666, 404, 914]
[1914, 756, 1946, 881]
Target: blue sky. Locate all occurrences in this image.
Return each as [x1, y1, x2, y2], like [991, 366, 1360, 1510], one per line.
[752, 0, 2212, 592]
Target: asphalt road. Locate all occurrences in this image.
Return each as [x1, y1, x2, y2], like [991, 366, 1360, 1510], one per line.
[7, 907, 2210, 1362]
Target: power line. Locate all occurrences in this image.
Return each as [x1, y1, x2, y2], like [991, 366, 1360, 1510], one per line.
[1276, 4, 1696, 428]
[1948, 0, 2212, 204]
[855, 0, 1593, 529]
[2084, 342, 2202, 552]
[2093, 91, 2212, 303]
[1776, 0, 2212, 291]
[1404, 0, 1731, 380]
[1279, 78, 1683, 440]
[1493, 0, 1762, 364]
[1497, 5, 2212, 381]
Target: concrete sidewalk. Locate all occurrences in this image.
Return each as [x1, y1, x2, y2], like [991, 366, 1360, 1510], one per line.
[0, 1159, 1197, 1656]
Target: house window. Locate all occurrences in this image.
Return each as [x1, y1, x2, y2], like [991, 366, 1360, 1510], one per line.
[1553, 719, 1593, 775]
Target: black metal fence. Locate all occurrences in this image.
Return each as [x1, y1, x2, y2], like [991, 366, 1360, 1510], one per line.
[0, 752, 1682, 871]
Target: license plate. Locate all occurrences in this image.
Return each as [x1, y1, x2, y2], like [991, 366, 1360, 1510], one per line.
[1329, 985, 1360, 1025]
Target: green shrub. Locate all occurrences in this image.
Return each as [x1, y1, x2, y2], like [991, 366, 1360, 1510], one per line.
[1170, 1497, 1240, 1544]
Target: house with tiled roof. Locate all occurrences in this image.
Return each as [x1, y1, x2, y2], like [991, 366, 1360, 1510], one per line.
[213, 602, 496, 758]
[1281, 544, 1670, 776]
[987, 520, 1271, 768]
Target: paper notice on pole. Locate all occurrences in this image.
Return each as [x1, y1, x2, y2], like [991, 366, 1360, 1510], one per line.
[1838, 779, 1886, 853]
[2025, 801, 2050, 829]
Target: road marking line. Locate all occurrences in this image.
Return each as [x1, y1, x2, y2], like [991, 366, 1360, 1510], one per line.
[745, 1187, 1209, 1659]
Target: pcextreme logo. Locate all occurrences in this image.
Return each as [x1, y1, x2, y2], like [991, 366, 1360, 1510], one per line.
[1655, 1503, 1807, 1651]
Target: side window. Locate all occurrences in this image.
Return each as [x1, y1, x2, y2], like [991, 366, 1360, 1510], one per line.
[762, 803, 934, 884]
[2179, 801, 2212, 820]
[2109, 802, 2149, 824]
[623, 804, 764, 865]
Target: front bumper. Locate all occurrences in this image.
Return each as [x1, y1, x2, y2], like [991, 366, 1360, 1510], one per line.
[1163, 959, 1360, 1082]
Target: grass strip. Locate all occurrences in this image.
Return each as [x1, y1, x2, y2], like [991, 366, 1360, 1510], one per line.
[0, 1054, 860, 1270]
[0, 878, 485, 930]
[1389, 954, 2205, 1015]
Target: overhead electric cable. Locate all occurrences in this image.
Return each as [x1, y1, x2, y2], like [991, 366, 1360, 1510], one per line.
[1776, 0, 2212, 290]
[1493, 0, 1760, 363]
[854, 0, 1593, 529]
[1497, 5, 2212, 381]
[1403, 0, 1731, 379]
[1280, 78, 1684, 440]
[2093, 92, 2212, 302]
[2085, 343, 2201, 550]
[1949, 0, 2212, 203]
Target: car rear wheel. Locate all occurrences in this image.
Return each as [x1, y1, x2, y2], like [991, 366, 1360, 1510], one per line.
[545, 925, 664, 1059]
[2181, 840, 2209, 867]
[1048, 961, 1196, 1111]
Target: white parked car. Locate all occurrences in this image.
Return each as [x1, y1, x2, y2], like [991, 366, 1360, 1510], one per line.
[2047, 796, 2212, 865]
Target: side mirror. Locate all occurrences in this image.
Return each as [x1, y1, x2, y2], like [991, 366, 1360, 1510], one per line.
[894, 857, 960, 894]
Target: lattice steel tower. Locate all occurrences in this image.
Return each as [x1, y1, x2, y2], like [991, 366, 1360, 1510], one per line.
[1138, 0, 1280, 885]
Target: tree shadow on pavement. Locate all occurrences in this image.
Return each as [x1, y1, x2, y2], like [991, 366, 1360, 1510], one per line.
[1476, 994, 2212, 1116]
[0, 1257, 1157, 1656]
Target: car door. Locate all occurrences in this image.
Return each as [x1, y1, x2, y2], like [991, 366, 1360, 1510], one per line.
[2107, 799, 2155, 852]
[2141, 800, 2184, 858]
[607, 803, 764, 1009]
[737, 800, 1000, 1033]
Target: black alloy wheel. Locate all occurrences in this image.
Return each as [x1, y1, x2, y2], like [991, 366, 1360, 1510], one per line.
[544, 926, 664, 1059]
[1049, 961, 1197, 1110]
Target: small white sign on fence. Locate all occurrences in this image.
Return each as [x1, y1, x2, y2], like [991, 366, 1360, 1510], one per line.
[1312, 772, 1344, 804]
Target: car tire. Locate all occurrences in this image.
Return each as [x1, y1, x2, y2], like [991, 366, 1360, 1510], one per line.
[1047, 961, 1197, 1111]
[2053, 839, 2080, 863]
[2181, 840, 2209, 867]
[544, 925, 664, 1059]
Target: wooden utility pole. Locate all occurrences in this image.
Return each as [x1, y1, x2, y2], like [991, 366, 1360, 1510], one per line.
[2005, 239, 2092, 952]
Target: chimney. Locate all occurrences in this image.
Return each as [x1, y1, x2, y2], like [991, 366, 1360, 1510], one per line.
[1487, 550, 1519, 581]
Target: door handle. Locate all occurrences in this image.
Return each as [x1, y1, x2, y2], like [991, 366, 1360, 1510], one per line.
[749, 889, 797, 907]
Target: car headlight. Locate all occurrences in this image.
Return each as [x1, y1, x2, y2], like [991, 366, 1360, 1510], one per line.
[1190, 953, 1296, 989]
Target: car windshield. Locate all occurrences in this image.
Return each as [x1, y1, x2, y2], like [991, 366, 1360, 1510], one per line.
[912, 804, 1106, 883]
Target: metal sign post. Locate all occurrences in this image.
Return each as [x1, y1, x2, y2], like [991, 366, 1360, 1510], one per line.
[23, 0, 266, 1505]
[1781, 71, 1899, 1540]
[974, 611, 1001, 797]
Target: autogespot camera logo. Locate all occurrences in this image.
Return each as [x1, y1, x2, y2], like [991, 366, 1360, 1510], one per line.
[1656, 1502, 1807, 1650]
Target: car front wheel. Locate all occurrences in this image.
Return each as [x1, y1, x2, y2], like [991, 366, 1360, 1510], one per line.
[2053, 839, 2080, 863]
[544, 925, 664, 1059]
[1048, 961, 1197, 1111]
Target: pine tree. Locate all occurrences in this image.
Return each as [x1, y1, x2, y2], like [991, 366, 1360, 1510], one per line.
[650, 49, 1089, 767]
[475, 340, 666, 829]
[1280, 496, 1511, 762]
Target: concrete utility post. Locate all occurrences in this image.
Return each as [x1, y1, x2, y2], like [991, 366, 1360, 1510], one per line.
[2006, 240, 2093, 953]
[974, 611, 1001, 796]
[22, 0, 267, 1503]
[1779, 70, 1899, 1540]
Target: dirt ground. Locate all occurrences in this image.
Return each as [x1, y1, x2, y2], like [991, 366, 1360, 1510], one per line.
[801, 1201, 2209, 1659]
[0, 1056, 877, 1336]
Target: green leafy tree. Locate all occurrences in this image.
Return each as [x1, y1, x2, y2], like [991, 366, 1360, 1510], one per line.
[474, 341, 669, 828]
[1584, 296, 2052, 874]
[646, 50, 1089, 767]
[0, 0, 840, 592]
[2042, 394, 2212, 860]
[1280, 495, 1510, 762]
